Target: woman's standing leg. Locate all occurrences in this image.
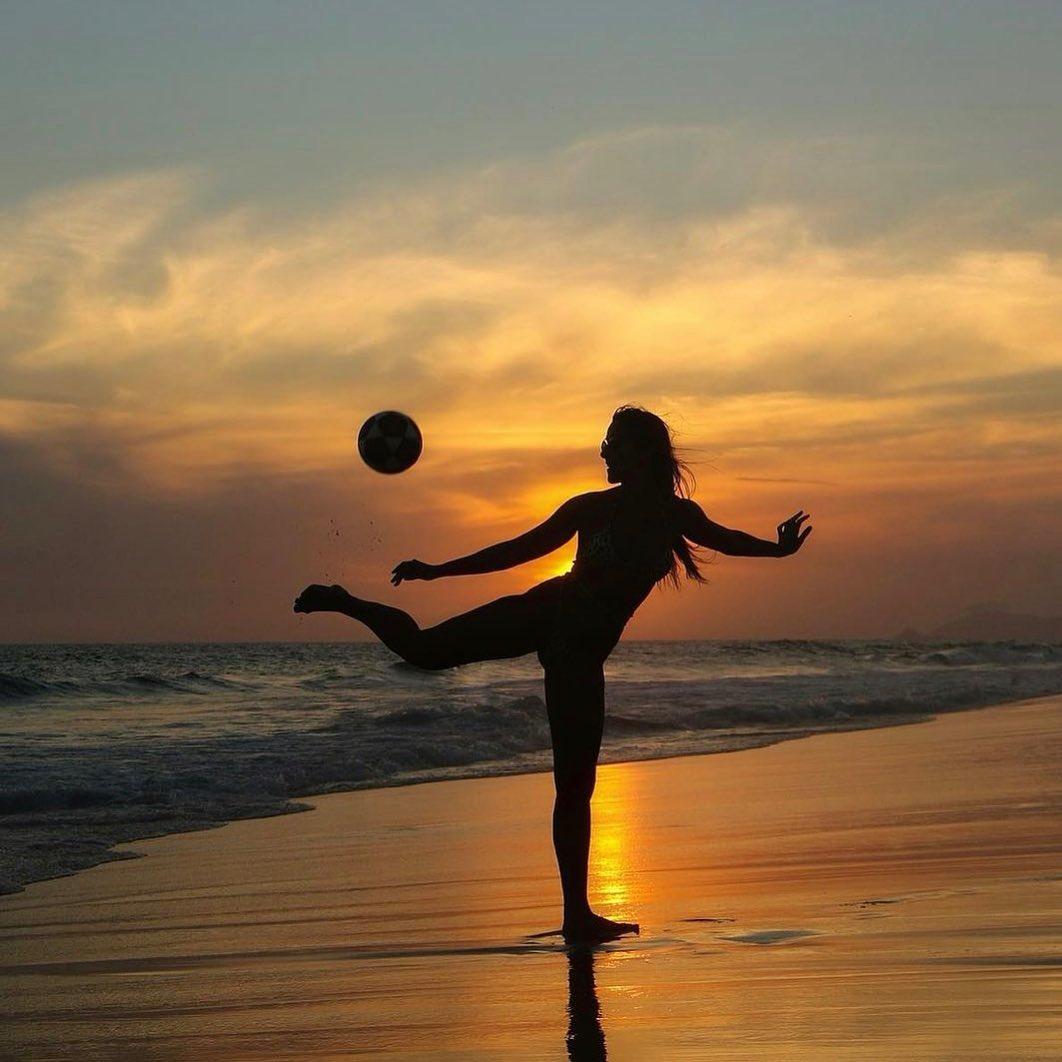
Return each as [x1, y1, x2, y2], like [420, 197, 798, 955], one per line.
[544, 658, 639, 942]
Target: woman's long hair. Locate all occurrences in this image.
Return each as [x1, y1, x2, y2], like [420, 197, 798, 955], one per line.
[610, 404, 709, 589]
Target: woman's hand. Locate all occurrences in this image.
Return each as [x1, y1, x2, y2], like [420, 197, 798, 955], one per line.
[390, 559, 439, 586]
[776, 511, 813, 556]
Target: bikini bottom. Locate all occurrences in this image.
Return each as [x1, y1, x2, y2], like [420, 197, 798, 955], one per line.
[528, 574, 628, 669]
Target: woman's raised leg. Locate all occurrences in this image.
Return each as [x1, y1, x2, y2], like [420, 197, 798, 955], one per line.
[293, 582, 549, 669]
[544, 659, 639, 942]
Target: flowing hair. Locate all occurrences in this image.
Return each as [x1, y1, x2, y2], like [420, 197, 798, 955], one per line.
[609, 404, 709, 589]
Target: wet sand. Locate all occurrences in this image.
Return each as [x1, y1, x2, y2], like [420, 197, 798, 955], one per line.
[1, 695, 1059, 1060]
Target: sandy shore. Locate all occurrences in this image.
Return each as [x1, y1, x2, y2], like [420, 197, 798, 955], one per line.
[1, 695, 1059, 1061]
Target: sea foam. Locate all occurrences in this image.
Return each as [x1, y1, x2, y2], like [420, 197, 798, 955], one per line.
[2, 640, 1060, 894]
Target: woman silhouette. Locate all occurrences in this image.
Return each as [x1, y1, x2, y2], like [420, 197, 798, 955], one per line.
[294, 405, 812, 942]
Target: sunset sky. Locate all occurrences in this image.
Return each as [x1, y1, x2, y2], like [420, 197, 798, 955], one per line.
[3, 2, 1060, 642]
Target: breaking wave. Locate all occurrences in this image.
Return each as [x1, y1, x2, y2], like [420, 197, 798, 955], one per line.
[2, 639, 1060, 895]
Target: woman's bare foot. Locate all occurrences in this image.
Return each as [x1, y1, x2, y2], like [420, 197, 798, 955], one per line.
[562, 911, 640, 944]
[293, 584, 352, 614]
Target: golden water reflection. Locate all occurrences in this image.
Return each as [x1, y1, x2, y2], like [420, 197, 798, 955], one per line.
[589, 764, 639, 917]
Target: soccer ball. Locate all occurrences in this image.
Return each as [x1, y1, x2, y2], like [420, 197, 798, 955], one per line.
[357, 411, 423, 474]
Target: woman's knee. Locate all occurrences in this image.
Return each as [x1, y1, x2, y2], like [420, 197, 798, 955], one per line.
[402, 631, 458, 671]
[411, 596, 538, 669]
[555, 763, 597, 805]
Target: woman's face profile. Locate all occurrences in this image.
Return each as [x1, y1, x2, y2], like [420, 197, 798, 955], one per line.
[601, 424, 638, 483]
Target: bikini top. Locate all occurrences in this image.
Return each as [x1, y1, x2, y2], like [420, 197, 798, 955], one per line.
[569, 495, 675, 586]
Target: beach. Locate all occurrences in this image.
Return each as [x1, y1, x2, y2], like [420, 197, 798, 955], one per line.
[2, 694, 1059, 1060]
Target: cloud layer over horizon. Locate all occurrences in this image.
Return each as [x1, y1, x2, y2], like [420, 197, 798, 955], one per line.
[4, 124, 1060, 641]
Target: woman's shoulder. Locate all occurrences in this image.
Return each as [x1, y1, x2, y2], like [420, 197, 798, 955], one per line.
[578, 487, 623, 516]
[577, 487, 691, 527]
[668, 494, 697, 524]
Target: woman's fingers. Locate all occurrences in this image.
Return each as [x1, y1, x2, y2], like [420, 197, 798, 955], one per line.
[770, 512, 814, 553]
[777, 512, 812, 550]
[391, 559, 419, 586]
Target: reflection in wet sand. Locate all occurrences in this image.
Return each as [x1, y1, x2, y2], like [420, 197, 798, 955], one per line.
[589, 764, 638, 917]
[566, 946, 607, 1061]
[3, 698, 1059, 1059]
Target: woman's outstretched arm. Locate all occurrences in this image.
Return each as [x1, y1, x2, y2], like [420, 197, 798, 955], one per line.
[392, 495, 586, 584]
[678, 499, 812, 557]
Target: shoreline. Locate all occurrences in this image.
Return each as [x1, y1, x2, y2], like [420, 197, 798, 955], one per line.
[2, 694, 1048, 899]
[3, 692, 1058, 1059]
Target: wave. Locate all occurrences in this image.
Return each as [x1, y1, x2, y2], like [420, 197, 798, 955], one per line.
[604, 713, 679, 735]
[866, 642, 1060, 665]
[3, 638, 1061, 896]
[5, 672, 1060, 896]
[0, 786, 117, 815]
[365, 685, 1038, 741]
[0, 673, 54, 700]
[0, 669, 242, 703]
[911, 644, 1061, 666]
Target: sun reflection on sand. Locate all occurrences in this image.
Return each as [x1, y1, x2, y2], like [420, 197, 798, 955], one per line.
[589, 764, 640, 916]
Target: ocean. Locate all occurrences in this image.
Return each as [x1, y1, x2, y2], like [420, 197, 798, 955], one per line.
[2, 639, 1060, 895]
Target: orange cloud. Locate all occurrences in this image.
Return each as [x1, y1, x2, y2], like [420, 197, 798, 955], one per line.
[2, 129, 1060, 639]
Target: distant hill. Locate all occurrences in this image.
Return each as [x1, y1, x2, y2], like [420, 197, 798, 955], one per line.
[897, 605, 1062, 643]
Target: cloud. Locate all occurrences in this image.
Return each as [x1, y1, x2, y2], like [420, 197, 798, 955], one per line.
[2, 127, 1060, 637]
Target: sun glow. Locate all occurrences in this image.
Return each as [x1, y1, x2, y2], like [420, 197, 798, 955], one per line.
[527, 550, 576, 583]
[5, 126, 1062, 642]
[549, 555, 575, 579]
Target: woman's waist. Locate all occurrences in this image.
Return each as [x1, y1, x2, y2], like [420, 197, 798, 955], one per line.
[571, 551, 669, 581]
[568, 558, 658, 590]
[562, 569, 647, 615]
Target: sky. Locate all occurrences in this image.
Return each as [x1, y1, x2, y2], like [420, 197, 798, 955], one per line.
[2, 1, 1060, 642]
